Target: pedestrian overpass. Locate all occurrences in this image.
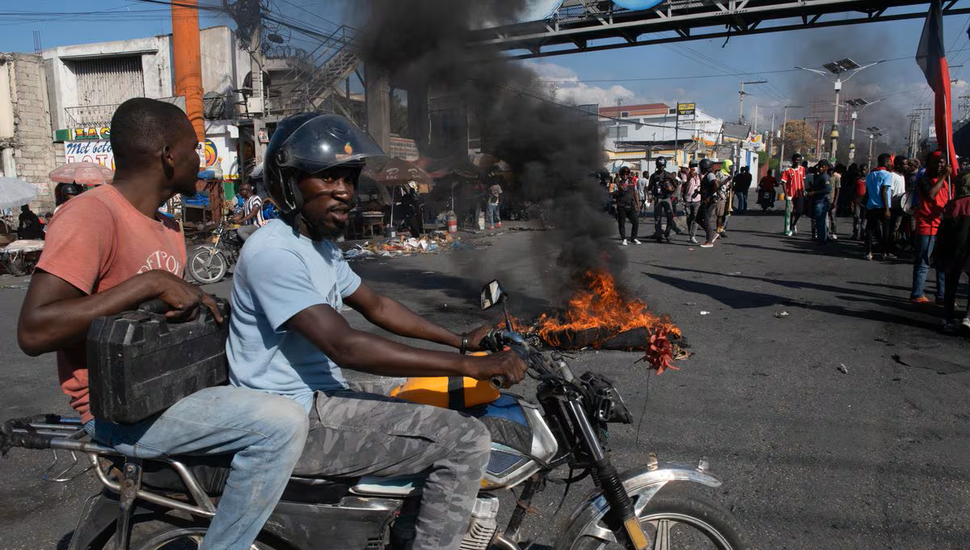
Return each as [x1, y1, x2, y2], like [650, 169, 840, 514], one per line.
[472, 0, 970, 59]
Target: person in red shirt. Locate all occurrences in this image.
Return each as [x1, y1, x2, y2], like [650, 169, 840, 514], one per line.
[910, 151, 953, 303]
[757, 168, 777, 212]
[780, 153, 806, 236]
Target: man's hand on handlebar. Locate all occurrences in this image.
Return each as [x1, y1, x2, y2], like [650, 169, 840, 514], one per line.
[150, 271, 224, 324]
[464, 324, 498, 352]
[468, 350, 527, 389]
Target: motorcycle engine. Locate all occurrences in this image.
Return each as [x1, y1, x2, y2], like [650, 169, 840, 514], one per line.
[460, 496, 500, 550]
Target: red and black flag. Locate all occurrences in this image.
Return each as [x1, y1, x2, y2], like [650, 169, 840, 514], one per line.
[917, 0, 958, 169]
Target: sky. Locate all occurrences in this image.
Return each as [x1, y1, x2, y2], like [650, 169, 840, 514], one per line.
[3, 1, 969, 145]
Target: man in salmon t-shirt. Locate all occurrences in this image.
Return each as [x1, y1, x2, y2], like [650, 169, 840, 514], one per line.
[17, 98, 308, 550]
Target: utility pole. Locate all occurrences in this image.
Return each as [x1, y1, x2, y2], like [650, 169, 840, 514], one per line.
[907, 112, 921, 158]
[753, 104, 759, 132]
[739, 80, 767, 124]
[778, 105, 804, 171]
[250, 23, 267, 164]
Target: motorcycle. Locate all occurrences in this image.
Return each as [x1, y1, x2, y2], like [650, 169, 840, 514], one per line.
[187, 217, 242, 285]
[1, 280, 747, 550]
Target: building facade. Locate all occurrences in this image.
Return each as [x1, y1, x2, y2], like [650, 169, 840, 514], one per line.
[0, 53, 58, 211]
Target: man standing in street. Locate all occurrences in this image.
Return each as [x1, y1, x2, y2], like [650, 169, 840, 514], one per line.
[715, 160, 734, 238]
[17, 98, 309, 550]
[697, 159, 721, 248]
[865, 153, 895, 261]
[828, 164, 843, 241]
[682, 160, 702, 244]
[647, 157, 677, 243]
[733, 166, 753, 214]
[890, 155, 909, 254]
[17, 205, 44, 240]
[807, 159, 833, 245]
[614, 166, 641, 245]
[234, 182, 265, 241]
[781, 154, 806, 237]
[910, 151, 951, 304]
[487, 179, 503, 230]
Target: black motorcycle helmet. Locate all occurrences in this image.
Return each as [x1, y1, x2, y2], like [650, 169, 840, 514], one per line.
[699, 159, 713, 173]
[655, 157, 667, 170]
[264, 113, 386, 217]
[689, 160, 698, 168]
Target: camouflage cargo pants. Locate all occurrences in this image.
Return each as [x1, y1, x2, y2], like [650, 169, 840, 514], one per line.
[292, 381, 491, 550]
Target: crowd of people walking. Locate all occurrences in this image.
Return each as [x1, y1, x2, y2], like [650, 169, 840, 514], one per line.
[603, 149, 970, 334]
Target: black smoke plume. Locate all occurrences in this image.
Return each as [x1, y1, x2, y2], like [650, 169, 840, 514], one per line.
[357, 0, 623, 301]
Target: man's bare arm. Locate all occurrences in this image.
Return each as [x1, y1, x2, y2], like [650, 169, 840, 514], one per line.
[286, 304, 525, 384]
[344, 282, 462, 348]
[18, 270, 222, 356]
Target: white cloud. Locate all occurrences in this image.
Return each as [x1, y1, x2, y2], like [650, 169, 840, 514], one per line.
[525, 61, 637, 106]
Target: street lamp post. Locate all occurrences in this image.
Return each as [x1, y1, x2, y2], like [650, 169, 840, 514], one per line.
[778, 105, 804, 172]
[845, 97, 885, 163]
[795, 58, 885, 162]
[866, 126, 882, 168]
[739, 80, 768, 124]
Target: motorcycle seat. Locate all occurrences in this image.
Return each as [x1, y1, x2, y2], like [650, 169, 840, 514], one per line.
[103, 455, 359, 504]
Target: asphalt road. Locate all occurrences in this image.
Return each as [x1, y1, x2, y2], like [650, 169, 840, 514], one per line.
[1, 208, 968, 550]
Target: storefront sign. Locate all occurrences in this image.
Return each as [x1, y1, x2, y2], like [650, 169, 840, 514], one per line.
[677, 102, 696, 118]
[65, 140, 115, 170]
[389, 136, 419, 161]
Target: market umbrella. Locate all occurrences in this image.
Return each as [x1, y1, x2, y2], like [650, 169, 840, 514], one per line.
[363, 158, 433, 187]
[49, 162, 114, 185]
[0, 177, 38, 209]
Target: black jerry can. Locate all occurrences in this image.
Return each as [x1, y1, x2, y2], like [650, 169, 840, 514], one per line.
[86, 299, 230, 424]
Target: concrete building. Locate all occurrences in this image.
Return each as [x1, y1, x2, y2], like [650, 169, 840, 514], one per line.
[43, 26, 251, 182]
[0, 53, 58, 211]
[600, 102, 724, 169]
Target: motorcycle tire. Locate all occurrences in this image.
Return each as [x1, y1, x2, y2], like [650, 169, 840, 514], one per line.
[188, 248, 228, 285]
[101, 516, 284, 550]
[570, 484, 748, 550]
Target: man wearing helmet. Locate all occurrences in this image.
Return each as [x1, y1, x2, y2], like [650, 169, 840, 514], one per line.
[227, 113, 527, 550]
[647, 157, 678, 243]
[696, 158, 722, 248]
[613, 165, 641, 245]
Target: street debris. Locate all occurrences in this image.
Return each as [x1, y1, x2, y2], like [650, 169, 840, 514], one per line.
[343, 232, 457, 261]
[699, 311, 710, 316]
[773, 311, 790, 318]
[837, 364, 848, 374]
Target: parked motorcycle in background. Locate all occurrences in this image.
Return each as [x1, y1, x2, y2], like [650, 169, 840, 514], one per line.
[187, 217, 242, 285]
[1, 280, 748, 550]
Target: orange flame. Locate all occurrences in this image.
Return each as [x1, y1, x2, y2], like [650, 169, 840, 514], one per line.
[536, 270, 681, 372]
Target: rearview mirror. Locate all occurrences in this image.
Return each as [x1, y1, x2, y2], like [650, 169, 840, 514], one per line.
[480, 280, 506, 311]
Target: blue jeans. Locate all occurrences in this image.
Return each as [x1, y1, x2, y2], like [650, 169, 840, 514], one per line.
[911, 234, 945, 300]
[486, 203, 500, 226]
[734, 190, 748, 213]
[813, 199, 830, 244]
[85, 386, 309, 550]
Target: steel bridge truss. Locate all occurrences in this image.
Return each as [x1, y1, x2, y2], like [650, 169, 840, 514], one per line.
[472, 0, 970, 59]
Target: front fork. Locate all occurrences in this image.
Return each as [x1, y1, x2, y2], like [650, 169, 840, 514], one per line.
[566, 400, 649, 550]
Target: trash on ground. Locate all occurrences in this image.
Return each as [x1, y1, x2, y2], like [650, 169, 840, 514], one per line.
[699, 311, 710, 316]
[343, 232, 457, 261]
[837, 364, 848, 374]
[773, 311, 790, 318]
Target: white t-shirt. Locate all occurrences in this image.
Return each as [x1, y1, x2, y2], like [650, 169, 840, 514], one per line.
[890, 173, 907, 199]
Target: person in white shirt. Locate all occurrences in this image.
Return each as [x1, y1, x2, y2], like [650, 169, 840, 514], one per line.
[890, 156, 909, 254]
[234, 182, 265, 241]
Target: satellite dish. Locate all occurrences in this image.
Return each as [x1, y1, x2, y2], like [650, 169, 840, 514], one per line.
[613, 0, 666, 9]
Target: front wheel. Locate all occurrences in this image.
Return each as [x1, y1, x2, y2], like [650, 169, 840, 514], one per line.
[101, 517, 284, 550]
[188, 248, 228, 285]
[571, 484, 748, 550]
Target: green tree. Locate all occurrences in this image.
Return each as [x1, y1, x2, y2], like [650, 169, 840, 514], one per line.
[781, 120, 817, 159]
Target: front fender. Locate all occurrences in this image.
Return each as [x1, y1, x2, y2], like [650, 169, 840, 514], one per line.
[553, 461, 722, 550]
